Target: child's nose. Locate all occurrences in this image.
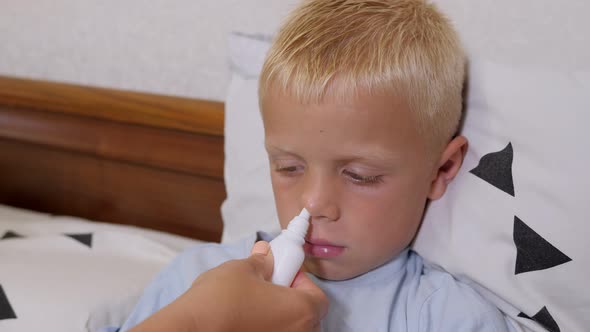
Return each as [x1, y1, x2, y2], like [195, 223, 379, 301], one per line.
[301, 173, 340, 222]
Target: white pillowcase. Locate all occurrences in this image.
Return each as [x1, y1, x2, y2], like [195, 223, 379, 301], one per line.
[413, 60, 589, 332]
[0, 204, 201, 332]
[221, 32, 279, 244]
[412, 1, 590, 331]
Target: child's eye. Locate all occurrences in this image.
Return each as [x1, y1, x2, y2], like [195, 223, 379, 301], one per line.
[274, 164, 303, 176]
[342, 170, 383, 185]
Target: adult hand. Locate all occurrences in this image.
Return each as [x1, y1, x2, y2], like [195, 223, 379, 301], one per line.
[131, 241, 328, 332]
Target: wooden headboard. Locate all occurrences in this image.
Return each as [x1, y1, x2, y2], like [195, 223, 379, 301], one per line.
[0, 76, 225, 242]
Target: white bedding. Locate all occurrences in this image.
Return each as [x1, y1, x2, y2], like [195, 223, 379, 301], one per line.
[0, 204, 202, 252]
[0, 204, 204, 332]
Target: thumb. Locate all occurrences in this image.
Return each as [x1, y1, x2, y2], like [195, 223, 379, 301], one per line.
[291, 271, 329, 319]
[250, 240, 270, 256]
[247, 241, 274, 281]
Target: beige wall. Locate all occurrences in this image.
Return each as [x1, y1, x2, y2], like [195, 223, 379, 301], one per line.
[0, 0, 296, 101]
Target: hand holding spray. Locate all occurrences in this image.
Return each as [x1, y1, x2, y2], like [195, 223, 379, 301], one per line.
[269, 208, 310, 287]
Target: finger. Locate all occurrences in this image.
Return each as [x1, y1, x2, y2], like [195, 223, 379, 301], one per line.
[290, 271, 315, 289]
[250, 241, 270, 256]
[291, 272, 329, 319]
[246, 249, 274, 281]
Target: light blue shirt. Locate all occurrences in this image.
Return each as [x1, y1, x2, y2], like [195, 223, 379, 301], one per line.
[103, 233, 510, 332]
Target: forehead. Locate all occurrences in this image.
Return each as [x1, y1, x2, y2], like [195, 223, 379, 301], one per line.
[261, 90, 426, 159]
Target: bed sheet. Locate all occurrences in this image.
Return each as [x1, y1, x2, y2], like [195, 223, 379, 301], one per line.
[0, 204, 203, 251]
[0, 204, 206, 332]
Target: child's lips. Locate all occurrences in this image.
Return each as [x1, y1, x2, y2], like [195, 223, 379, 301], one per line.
[304, 238, 346, 258]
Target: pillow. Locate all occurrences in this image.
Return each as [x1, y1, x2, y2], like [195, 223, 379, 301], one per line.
[412, 1, 590, 331]
[0, 205, 199, 332]
[413, 60, 589, 332]
[0, 204, 199, 252]
[221, 32, 279, 244]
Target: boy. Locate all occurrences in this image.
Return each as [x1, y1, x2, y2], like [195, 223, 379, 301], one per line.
[109, 0, 510, 330]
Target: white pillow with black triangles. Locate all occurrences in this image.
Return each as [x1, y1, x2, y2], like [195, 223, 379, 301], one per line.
[413, 59, 589, 332]
[0, 206, 185, 332]
[412, 1, 590, 331]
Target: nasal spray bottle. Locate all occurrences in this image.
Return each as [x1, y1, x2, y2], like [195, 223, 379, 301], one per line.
[269, 208, 310, 287]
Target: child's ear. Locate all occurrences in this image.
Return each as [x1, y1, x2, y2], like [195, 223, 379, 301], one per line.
[428, 135, 468, 200]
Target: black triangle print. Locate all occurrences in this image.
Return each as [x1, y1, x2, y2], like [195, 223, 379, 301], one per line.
[469, 142, 515, 196]
[65, 233, 93, 248]
[514, 216, 571, 274]
[1, 231, 24, 240]
[0, 285, 17, 320]
[518, 306, 560, 332]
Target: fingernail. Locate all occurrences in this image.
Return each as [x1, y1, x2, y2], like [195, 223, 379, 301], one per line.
[251, 241, 270, 256]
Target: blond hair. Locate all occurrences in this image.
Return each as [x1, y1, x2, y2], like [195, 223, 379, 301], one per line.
[260, 0, 466, 152]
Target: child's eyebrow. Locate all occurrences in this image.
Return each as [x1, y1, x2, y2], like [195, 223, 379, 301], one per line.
[266, 144, 400, 166]
[340, 151, 401, 167]
[264, 144, 302, 157]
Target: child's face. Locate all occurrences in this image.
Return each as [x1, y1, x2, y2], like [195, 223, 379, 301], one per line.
[262, 90, 443, 281]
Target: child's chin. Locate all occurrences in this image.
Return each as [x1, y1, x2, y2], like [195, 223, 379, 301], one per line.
[303, 259, 365, 281]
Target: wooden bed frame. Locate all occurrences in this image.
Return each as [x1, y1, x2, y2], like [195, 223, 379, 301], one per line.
[0, 75, 226, 242]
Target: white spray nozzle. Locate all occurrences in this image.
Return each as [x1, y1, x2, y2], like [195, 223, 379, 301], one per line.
[299, 208, 310, 220]
[285, 208, 310, 238]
